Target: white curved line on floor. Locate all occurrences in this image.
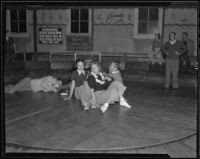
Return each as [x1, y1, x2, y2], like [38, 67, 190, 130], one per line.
[6, 107, 52, 124]
[6, 133, 196, 152]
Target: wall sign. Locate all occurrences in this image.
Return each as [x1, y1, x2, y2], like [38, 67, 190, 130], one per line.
[39, 27, 62, 44]
[165, 8, 197, 25]
[67, 36, 90, 51]
[94, 9, 135, 25]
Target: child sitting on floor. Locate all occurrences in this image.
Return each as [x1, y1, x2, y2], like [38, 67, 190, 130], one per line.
[5, 76, 62, 94]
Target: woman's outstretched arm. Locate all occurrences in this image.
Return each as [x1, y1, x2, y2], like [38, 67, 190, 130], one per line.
[68, 80, 75, 99]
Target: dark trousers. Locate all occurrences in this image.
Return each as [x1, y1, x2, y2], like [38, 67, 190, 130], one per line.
[5, 51, 15, 67]
[180, 52, 190, 66]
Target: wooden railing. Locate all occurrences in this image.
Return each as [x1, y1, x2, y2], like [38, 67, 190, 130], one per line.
[14, 51, 197, 71]
[15, 52, 50, 61]
[15, 51, 149, 61]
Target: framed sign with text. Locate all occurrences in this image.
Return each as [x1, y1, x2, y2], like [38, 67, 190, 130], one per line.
[39, 27, 62, 44]
[67, 36, 90, 51]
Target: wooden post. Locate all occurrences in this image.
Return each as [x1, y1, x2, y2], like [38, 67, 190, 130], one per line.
[161, 7, 165, 43]
[91, 8, 94, 51]
[123, 53, 127, 77]
[99, 52, 101, 62]
[74, 52, 77, 61]
[33, 8, 38, 61]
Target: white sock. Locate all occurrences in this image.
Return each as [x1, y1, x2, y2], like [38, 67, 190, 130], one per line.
[120, 98, 132, 108]
[101, 103, 109, 113]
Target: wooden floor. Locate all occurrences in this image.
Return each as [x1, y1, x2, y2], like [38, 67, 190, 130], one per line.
[5, 134, 197, 158]
[5, 81, 197, 157]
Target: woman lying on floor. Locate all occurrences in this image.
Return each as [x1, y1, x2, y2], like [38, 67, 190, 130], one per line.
[5, 76, 62, 94]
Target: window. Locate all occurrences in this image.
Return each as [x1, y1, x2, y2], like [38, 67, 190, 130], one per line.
[70, 8, 89, 33]
[10, 9, 27, 33]
[138, 8, 159, 34]
[134, 8, 163, 39]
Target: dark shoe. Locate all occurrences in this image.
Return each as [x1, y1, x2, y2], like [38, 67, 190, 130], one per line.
[164, 84, 169, 89]
[164, 87, 170, 92]
[172, 87, 179, 92]
[173, 85, 179, 89]
[172, 88, 179, 94]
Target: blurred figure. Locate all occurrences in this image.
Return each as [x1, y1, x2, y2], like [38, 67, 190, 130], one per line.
[5, 76, 62, 94]
[5, 30, 16, 67]
[180, 32, 195, 67]
[149, 33, 164, 65]
[161, 32, 186, 89]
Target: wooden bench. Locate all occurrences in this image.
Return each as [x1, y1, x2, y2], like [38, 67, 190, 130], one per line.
[5, 52, 196, 85]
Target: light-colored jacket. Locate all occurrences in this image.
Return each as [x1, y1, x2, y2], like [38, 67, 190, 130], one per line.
[108, 71, 123, 84]
[31, 76, 57, 92]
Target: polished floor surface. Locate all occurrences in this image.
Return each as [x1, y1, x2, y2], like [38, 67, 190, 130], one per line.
[5, 81, 196, 151]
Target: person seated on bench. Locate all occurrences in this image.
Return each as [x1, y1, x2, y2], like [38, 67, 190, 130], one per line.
[149, 33, 164, 65]
[5, 76, 62, 94]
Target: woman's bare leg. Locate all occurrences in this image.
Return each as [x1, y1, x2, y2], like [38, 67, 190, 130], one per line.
[108, 81, 131, 108]
[100, 87, 119, 113]
[108, 81, 126, 98]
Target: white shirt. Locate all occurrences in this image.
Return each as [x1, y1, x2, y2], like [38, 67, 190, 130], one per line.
[111, 71, 119, 74]
[31, 76, 56, 92]
[169, 39, 177, 45]
[77, 70, 85, 76]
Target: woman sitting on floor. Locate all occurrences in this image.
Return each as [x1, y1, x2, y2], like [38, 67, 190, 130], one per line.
[107, 61, 124, 84]
[87, 61, 132, 113]
[65, 59, 92, 110]
[5, 76, 62, 94]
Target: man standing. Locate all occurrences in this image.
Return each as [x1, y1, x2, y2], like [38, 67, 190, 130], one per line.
[180, 32, 195, 67]
[161, 32, 186, 89]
